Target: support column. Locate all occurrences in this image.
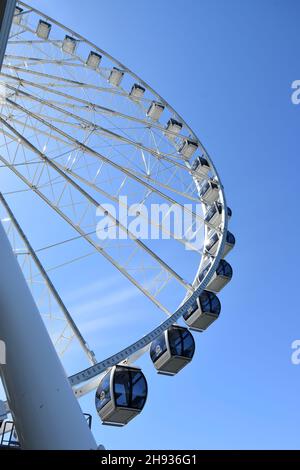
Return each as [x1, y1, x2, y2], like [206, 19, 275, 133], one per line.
[0, 0, 97, 450]
[0, 218, 97, 449]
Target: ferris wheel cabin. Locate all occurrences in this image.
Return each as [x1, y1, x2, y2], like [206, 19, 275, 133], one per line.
[95, 365, 148, 426]
[165, 118, 183, 139]
[199, 259, 233, 293]
[147, 101, 165, 121]
[183, 290, 221, 331]
[178, 139, 198, 159]
[36, 20, 51, 39]
[108, 67, 124, 86]
[86, 51, 102, 69]
[130, 83, 145, 100]
[204, 202, 232, 227]
[199, 179, 219, 204]
[205, 230, 236, 257]
[13, 6, 23, 24]
[150, 325, 195, 376]
[191, 155, 210, 177]
[62, 35, 77, 55]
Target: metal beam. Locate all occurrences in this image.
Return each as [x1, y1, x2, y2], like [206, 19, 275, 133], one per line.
[5, 93, 217, 232]
[0, 192, 98, 366]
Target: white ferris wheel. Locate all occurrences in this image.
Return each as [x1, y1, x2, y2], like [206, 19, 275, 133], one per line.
[0, 0, 235, 449]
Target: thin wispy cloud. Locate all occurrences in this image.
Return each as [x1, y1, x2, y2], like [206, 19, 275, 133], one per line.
[66, 277, 143, 337]
[64, 275, 120, 304]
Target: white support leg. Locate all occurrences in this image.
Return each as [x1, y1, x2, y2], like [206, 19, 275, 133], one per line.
[0, 212, 97, 449]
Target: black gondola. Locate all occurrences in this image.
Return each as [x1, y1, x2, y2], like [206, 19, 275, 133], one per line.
[95, 365, 148, 426]
[183, 290, 221, 331]
[205, 230, 235, 257]
[150, 325, 195, 376]
[198, 259, 233, 293]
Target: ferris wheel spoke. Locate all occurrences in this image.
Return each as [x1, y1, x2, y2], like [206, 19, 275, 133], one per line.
[3, 97, 218, 234]
[2, 96, 205, 205]
[32, 112, 191, 181]
[13, 0, 209, 154]
[0, 116, 194, 300]
[3, 116, 193, 282]
[2, 66, 189, 141]
[4, 115, 76, 149]
[2, 64, 129, 97]
[7, 27, 28, 40]
[2, 78, 191, 170]
[0, 152, 183, 316]
[4, 53, 86, 68]
[0, 192, 96, 363]
[12, 20, 152, 117]
[52, 159, 204, 253]
[8, 39, 77, 45]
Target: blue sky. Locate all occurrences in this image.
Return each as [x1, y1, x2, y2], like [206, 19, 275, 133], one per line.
[2, 0, 300, 449]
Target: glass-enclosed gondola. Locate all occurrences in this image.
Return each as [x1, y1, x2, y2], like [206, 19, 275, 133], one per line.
[179, 139, 198, 159]
[95, 365, 148, 426]
[108, 67, 124, 86]
[205, 230, 235, 257]
[36, 20, 52, 40]
[199, 179, 219, 204]
[62, 35, 77, 55]
[204, 202, 232, 227]
[130, 83, 145, 100]
[150, 325, 195, 376]
[13, 6, 23, 25]
[198, 259, 233, 293]
[147, 101, 165, 121]
[183, 290, 221, 331]
[191, 155, 210, 177]
[86, 51, 102, 69]
[165, 118, 183, 138]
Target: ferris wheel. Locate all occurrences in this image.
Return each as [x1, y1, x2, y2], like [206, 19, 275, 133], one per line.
[0, 1, 235, 448]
